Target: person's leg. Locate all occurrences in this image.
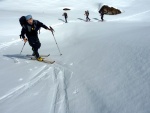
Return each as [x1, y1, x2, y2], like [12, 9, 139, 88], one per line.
[101, 14, 104, 21]
[33, 47, 40, 58]
[86, 16, 88, 22]
[65, 17, 67, 23]
[66, 18, 67, 23]
[35, 42, 41, 58]
[87, 16, 90, 21]
[30, 41, 41, 58]
[32, 48, 35, 56]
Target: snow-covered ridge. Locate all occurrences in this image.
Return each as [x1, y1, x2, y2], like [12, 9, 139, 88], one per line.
[0, 0, 137, 12]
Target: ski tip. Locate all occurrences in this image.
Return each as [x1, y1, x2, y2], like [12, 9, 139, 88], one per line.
[50, 61, 55, 64]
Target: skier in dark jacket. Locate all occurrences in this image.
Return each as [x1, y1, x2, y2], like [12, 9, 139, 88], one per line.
[84, 10, 90, 22]
[99, 8, 105, 21]
[62, 12, 68, 23]
[20, 15, 53, 61]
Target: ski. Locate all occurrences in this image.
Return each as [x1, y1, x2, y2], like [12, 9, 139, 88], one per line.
[30, 57, 55, 64]
[26, 54, 50, 57]
[42, 59, 55, 64]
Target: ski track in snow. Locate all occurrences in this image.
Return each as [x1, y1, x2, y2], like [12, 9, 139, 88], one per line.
[50, 67, 70, 113]
[0, 65, 50, 103]
[10, 57, 20, 64]
[108, 9, 150, 21]
[0, 64, 71, 113]
[0, 39, 21, 50]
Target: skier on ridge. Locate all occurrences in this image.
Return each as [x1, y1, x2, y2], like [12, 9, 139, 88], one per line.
[84, 10, 90, 22]
[62, 12, 68, 23]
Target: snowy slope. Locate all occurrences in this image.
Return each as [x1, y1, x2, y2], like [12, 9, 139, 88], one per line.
[0, 0, 150, 113]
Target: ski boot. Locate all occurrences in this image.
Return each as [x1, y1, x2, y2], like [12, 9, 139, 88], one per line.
[37, 57, 44, 61]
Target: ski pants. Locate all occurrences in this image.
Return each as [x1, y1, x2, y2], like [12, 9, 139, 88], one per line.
[28, 39, 41, 58]
[101, 14, 104, 21]
[65, 17, 68, 23]
[86, 16, 90, 21]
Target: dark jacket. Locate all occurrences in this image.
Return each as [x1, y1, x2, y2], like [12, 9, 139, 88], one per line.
[63, 13, 68, 18]
[85, 11, 89, 16]
[21, 20, 48, 43]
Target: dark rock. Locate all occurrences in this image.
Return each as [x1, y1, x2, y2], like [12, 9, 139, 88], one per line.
[63, 8, 71, 11]
[99, 5, 121, 15]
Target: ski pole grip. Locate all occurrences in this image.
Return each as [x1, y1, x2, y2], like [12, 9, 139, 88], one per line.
[49, 26, 55, 32]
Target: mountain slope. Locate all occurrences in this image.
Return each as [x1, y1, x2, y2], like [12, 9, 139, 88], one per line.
[0, 0, 150, 113]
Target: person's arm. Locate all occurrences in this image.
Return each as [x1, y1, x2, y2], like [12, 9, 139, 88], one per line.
[21, 27, 28, 43]
[37, 20, 54, 33]
[37, 20, 49, 29]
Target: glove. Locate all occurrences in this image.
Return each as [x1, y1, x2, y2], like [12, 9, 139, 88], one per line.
[47, 27, 53, 32]
[23, 38, 28, 43]
[49, 26, 54, 32]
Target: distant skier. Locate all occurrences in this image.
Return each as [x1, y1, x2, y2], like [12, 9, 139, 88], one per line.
[20, 15, 54, 61]
[99, 8, 105, 21]
[84, 10, 90, 22]
[62, 12, 68, 23]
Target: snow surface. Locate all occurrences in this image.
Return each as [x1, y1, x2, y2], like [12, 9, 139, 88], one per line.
[0, 0, 150, 113]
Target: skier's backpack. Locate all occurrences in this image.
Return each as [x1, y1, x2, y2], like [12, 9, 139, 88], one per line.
[19, 16, 27, 28]
[87, 10, 89, 15]
[19, 16, 27, 39]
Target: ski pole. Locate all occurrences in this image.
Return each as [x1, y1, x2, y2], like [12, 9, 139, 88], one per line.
[20, 42, 26, 55]
[49, 26, 62, 56]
